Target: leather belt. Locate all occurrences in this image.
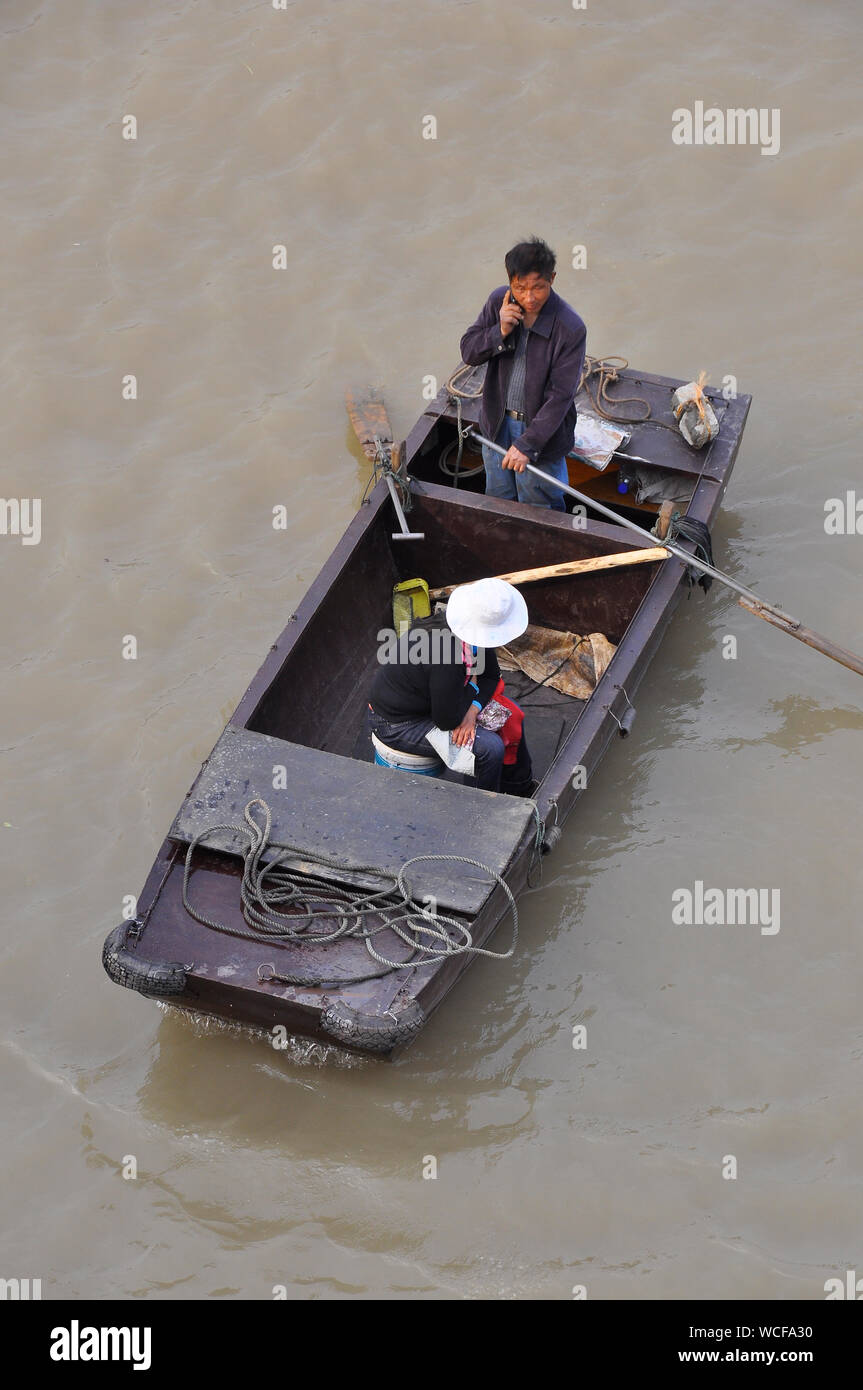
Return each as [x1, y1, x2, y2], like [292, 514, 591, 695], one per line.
[505, 408, 525, 421]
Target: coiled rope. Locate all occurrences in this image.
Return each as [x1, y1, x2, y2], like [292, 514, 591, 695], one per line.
[445, 355, 675, 445]
[443, 364, 485, 485]
[652, 512, 715, 594]
[446, 353, 720, 450]
[183, 798, 543, 985]
[578, 355, 652, 424]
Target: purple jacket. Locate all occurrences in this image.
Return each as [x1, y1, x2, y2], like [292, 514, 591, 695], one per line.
[460, 286, 587, 466]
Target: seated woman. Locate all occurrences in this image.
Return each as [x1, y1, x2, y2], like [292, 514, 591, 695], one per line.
[367, 578, 532, 795]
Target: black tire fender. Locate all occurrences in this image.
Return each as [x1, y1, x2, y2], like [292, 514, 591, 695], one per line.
[320, 999, 425, 1053]
[102, 922, 188, 999]
[541, 824, 563, 853]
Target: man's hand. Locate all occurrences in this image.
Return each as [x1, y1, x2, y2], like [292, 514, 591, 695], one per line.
[501, 444, 529, 473]
[499, 288, 523, 338]
[452, 705, 479, 748]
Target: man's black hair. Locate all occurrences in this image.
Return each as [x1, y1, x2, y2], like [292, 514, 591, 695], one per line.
[505, 236, 556, 282]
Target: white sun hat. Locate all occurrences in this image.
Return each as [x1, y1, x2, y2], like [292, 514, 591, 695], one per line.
[445, 577, 529, 648]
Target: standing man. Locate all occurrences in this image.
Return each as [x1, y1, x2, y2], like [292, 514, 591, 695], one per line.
[459, 236, 587, 511]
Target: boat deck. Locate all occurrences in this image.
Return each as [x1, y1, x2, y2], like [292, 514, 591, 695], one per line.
[170, 726, 536, 917]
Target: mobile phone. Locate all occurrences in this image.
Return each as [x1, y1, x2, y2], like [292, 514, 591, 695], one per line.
[508, 287, 524, 313]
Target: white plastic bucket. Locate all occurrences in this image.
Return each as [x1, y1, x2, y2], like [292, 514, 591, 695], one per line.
[371, 733, 442, 777]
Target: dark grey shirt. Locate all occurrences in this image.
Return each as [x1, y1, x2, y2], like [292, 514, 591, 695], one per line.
[506, 325, 530, 414]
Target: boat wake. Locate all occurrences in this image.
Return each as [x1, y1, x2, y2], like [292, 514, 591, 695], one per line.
[155, 1001, 367, 1068]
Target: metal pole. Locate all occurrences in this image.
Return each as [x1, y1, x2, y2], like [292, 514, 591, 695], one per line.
[384, 472, 425, 541]
[470, 430, 800, 626]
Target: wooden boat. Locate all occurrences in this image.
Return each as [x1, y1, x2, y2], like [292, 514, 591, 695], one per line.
[102, 363, 751, 1058]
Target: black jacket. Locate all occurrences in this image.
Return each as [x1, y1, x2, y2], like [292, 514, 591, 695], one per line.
[369, 614, 500, 730]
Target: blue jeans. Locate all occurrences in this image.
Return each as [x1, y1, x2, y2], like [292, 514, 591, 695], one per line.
[482, 416, 569, 511]
[367, 708, 530, 795]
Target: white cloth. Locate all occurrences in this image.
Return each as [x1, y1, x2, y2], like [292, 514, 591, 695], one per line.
[424, 725, 476, 776]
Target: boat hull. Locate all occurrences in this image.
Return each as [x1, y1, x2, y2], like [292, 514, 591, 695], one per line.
[103, 366, 751, 1058]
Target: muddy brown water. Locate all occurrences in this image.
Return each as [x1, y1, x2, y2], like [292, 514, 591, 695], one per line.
[2, 0, 862, 1300]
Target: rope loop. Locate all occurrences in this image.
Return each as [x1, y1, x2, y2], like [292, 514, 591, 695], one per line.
[578, 355, 652, 424]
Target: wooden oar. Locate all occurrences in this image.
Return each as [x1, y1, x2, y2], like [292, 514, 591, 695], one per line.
[429, 547, 668, 600]
[737, 597, 863, 678]
[345, 388, 393, 463]
[472, 429, 863, 680]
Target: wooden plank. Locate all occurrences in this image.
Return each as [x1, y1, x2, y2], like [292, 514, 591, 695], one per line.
[168, 726, 536, 917]
[429, 547, 668, 600]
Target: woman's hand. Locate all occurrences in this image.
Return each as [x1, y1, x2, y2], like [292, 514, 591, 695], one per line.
[451, 705, 480, 748]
